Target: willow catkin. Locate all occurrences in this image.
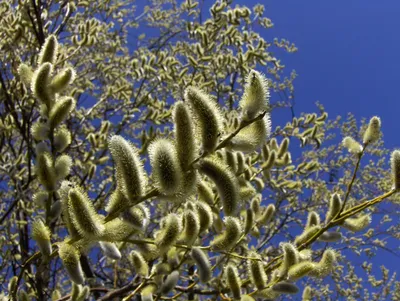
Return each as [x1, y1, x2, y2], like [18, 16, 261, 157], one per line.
[99, 241, 121, 260]
[229, 115, 271, 152]
[160, 270, 180, 295]
[18, 63, 33, 87]
[272, 281, 299, 294]
[32, 62, 53, 108]
[108, 135, 147, 202]
[239, 70, 269, 120]
[148, 139, 183, 195]
[318, 231, 342, 242]
[180, 209, 200, 245]
[36, 152, 57, 191]
[54, 126, 72, 152]
[68, 187, 104, 238]
[49, 96, 76, 129]
[197, 201, 213, 233]
[190, 247, 211, 283]
[100, 218, 135, 242]
[38, 34, 58, 65]
[225, 264, 241, 299]
[302, 286, 312, 301]
[341, 214, 371, 232]
[306, 211, 320, 228]
[325, 193, 342, 223]
[257, 204, 275, 225]
[185, 86, 223, 153]
[363, 116, 381, 144]
[248, 252, 267, 290]
[122, 203, 150, 231]
[32, 218, 52, 257]
[287, 261, 316, 280]
[294, 225, 321, 247]
[277, 137, 290, 158]
[156, 213, 182, 254]
[309, 249, 337, 278]
[197, 181, 214, 205]
[390, 149, 400, 190]
[279, 243, 299, 276]
[59, 243, 84, 284]
[198, 157, 239, 216]
[211, 216, 242, 251]
[130, 250, 149, 277]
[244, 208, 254, 234]
[50, 67, 76, 93]
[342, 136, 362, 154]
[173, 101, 197, 169]
[55, 154, 72, 180]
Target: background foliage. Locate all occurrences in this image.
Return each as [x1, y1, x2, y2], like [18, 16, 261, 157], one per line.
[0, 0, 399, 300]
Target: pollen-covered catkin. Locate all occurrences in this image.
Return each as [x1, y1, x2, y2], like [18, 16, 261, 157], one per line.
[363, 116, 381, 144]
[185, 86, 223, 153]
[32, 219, 52, 257]
[239, 70, 269, 120]
[148, 139, 183, 195]
[38, 34, 58, 65]
[173, 101, 197, 169]
[211, 217, 242, 251]
[248, 252, 267, 290]
[156, 213, 181, 254]
[225, 264, 241, 299]
[99, 241, 121, 260]
[130, 250, 149, 277]
[190, 247, 211, 283]
[59, 243, 84, 284]
[108, 135, 147, 202]
[68, 187, 105, 238]
[390, 150, 400, 190]
[198, 157, 239, 216]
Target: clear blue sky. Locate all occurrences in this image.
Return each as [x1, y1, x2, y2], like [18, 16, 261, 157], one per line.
[249, 0, 400, 149]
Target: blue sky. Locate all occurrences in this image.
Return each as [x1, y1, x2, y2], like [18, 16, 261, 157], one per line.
[250, 0, 400, 149]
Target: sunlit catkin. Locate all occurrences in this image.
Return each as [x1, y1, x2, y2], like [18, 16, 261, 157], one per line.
[211, 216, 242, 251]
[190, 247, 211, 283]
[55, 154, 72, 180]
[197, 201, 213, 233]
[342, 136, 362, 154]
[50, 67, 76, 93]
[185, 86, 223, 153]
[38, 34, 58, 65]
[225, 264, 241, 299]
[148, 139, 183, 195]
[156, 213, 181, 254]
[123, 203, 150, 231]
[68, 187, 105, 238]
[318, 231, 342, 242]
[108, 135, 147, 202]
[272, 281, 299, 294]
[288, 261, 316, 280]
[99, 241, 121, 260]
[239, 70, 269, 120]
[32, 218, 52, 257]
[244, 208, 254, 234]
[180, 209, 200, 245]
[100, 218, 134, 242]
[36, 152, 57, 191]
[257, 204, 275, 225]
[229, 115, 271, 152]
[390, 150, 400, 190]
[341, 214, 371, 232]
[59, 243, 84, 284]
[49, 96, 76, 129]
[280, 243, 299, 276]
[18, 63, 33, 87]
[309, 249, 336, 278]
[54, 126, 72, 152]
[248, 252, 267, 290]
[173, 101, 197, 169]
[197, 181, 214, 205]
[306, 211, 320, 228]
[325, 193, 342, 223]
[32, 62, 53, 108]
[198, 157, 239, 216]
[363, 116, 381, 144]
[130, 250, 149, 277]
[294, 225, 321, 247]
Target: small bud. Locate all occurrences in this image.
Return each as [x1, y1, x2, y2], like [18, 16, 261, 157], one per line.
[363, 116, 381, 144]
[50, 67, 76, 93]
[32, 62, 54, 107]
[211, 217, 242, 251]
[248, 252, 267, 290]
[109, 135, 147, 202]
[160, 270, 179, 294]
[225, 264, 241, 299]
[99, 241, 121, 260]
[149, 139, 183, 195]
[32, 218, 52, 257]
[325, 193, 342, 223]
[198, 157, 239, 216]
[49, 96, 75, 129]
[130, 250, 149, 277]
[229, 115, 271, 152]
[59, 243, 84, 284]
[55, 154, 72, 180]
[272, 281, 299, 294]
[390, 150, 400, 190]
[342, 136, 362, 154]
[190, 247, 211, 283]
[185, 86, 223, 152]
[341, 214, 371, 232]
[38, 34, 58, 65]
[240, 70, 269, 120]
[68, 187, 105, 238]
[156, 213, 182, 254]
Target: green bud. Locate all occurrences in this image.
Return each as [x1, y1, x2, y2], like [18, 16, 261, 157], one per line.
[149, 139, 183, 195]
[240, 70, 269, 120]
[211, 217, 242, 251]
[225, 264, 241, 299]
[32, 218, 52, 257]
[109, 135, 147, 202]
[198, 157, 239, 216]
[59, 243, 84, 284]
[130, 250, 149, 277]
[68, 187, 105, 238]
[190, 247, 211, 283]
[38, 34, 58, 65]
[185, 86, 223, 152]
[363, 116, 381, 144]
[99, 241, 121, 260]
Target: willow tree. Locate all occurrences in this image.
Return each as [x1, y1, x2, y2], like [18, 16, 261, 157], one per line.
[0, 0, 399, 300]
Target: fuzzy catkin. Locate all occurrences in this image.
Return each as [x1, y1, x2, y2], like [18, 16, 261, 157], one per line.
[156, 213, 182, 254]
[225, 264, 241, 299]
[248, 252, 267, 290]
[130, 250, 149, 277]
[32, 62, 53, 108]
[38, 34, 58, 65]
[99, 241, 121, 260]
[390, 150, 400, 190]
[190, 247, 211, 283]
[211, 216, 242, 251]
[363, 116, 381, 144]
[59, 243, 84, 284]
[32, 219, 52, 257]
